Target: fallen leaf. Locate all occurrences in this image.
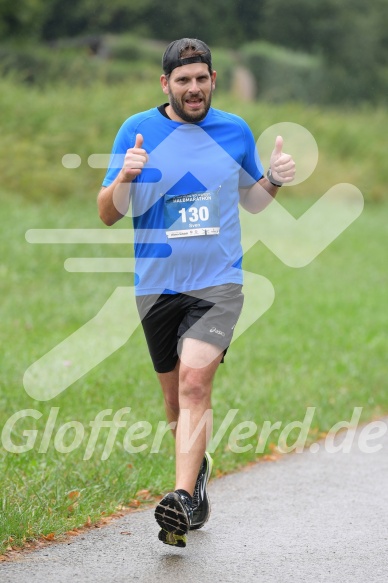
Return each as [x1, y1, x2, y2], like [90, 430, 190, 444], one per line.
[66, 531, 80, 536]
[120, 531, 131, 536]
[262, 454, 279, 462]
[84, 516, 92, 528]
[68, 491, 80, 500]
[128, 499, 141, 508]
[42, 533, 55, 541]
[135, 489, 152, 501]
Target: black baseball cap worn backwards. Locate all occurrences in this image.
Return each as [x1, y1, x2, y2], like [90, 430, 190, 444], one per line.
[162, 38, 212, 75]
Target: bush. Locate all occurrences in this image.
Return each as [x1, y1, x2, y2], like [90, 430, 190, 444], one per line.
[240, 41, 325, 104]
[210, 47, 238, 93]
[104, 34, 164, 67]
[0, 42, 160, 87]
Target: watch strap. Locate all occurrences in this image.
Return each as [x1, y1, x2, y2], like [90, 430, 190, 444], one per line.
[266, 168, 283, 187]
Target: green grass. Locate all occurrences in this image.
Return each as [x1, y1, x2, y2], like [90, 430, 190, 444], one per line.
[0, 76, 387, 203]
[0, 77, 387, 554]
[1, 192, 386, 554]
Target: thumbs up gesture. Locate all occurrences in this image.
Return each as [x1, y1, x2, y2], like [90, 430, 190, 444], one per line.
[120, 133, 149, 182]
[268, 136, 296, 186]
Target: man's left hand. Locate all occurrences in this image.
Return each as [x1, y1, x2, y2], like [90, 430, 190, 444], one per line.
[269, 136, 296, 184]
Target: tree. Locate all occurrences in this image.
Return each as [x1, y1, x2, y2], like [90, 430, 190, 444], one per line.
[0, 0, 47, 40]
[262, 0, 388, 102]
[0, 0, 265, 48]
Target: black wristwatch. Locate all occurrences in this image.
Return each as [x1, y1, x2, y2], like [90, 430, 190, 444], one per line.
[266, 168, 283, 187]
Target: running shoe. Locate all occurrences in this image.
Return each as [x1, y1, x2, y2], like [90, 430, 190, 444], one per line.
[158, 528, 187, 548]
[155, 490, 193, 547]
[190, 451, 213, 530]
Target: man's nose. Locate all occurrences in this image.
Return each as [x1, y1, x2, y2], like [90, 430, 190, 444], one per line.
[188, 80, 200, 93]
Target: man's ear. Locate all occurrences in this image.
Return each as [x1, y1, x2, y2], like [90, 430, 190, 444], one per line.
[211, 70, 217, 90]
[160, 75, 169, 95]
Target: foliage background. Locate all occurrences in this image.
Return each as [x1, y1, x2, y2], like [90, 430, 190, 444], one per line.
[1, 0, 388, 104]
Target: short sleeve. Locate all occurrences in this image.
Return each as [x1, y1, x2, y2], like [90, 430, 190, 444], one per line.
[239, 122, 264, 189]
[102, 120, 136, 187]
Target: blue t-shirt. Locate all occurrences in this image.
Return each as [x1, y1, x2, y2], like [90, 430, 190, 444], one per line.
[102, 106, 264, 295]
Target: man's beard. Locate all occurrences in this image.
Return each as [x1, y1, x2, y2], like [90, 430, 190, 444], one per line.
[169, 90, 212, 123]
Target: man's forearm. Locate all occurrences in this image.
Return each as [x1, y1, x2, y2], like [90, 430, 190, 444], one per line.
[239, 177, 279, 214]
[97, 179, 132, 226]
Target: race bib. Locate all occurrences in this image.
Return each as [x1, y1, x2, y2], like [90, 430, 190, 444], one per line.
[164, 188, 220, 239]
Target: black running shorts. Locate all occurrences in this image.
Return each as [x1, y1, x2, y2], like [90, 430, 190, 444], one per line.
[136, 283, 244, 373]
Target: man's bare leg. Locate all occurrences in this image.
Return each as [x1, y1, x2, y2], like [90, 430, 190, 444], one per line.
[154, 338, 223, 545]
[174, 338, 223, 495]
[157, 364, 180, 438]
[157, 339, 222, 494]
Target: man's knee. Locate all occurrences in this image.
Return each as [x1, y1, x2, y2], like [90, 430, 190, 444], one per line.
[179, 369, 211, 404]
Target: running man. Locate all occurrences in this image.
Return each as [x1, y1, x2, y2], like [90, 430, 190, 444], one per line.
[97, 38, 295, 547]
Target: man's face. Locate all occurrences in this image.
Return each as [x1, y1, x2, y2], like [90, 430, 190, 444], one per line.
[161, 63, 217, 123]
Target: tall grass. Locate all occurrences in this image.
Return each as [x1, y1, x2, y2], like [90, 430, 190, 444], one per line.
[0, 76, 386, 202]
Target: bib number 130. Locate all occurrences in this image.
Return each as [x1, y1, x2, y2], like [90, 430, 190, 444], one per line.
[178, 206, 210, 223]
[164, 188, 220, 238]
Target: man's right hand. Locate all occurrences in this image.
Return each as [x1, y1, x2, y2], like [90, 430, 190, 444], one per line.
[120, 133, 148, 182]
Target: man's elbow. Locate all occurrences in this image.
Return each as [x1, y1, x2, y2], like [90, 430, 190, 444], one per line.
[97, 189, 116, 226]
[239, 194, 263, 214]
[98, 208, 120, 226]
[99, 214, 114, 226]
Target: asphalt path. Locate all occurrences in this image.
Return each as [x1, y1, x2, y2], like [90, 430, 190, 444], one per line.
[2, 418, 388, 583]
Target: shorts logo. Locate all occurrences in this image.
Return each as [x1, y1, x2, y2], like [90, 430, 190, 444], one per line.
[210, 327, 226, 337]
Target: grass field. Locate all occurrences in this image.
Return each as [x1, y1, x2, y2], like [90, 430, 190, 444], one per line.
[1, 76, 387, 203]
[1, 192, 386, 555]
[0, 77, 387, 555]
